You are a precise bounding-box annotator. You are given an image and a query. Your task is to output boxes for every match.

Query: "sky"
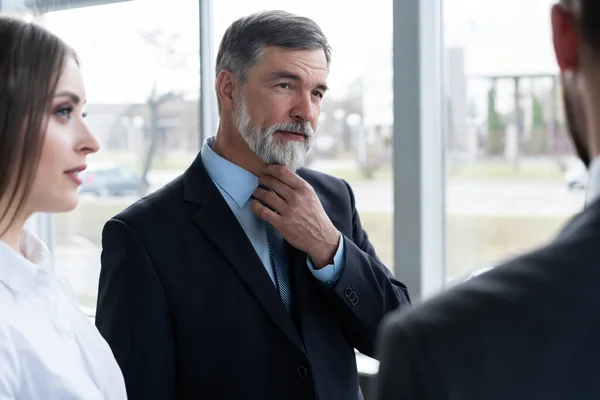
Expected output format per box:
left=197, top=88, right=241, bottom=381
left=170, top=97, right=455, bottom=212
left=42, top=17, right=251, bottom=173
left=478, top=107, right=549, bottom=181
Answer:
left=37, top=0, right=559, bottom=105
left=446, top=0, right=558, bottom=75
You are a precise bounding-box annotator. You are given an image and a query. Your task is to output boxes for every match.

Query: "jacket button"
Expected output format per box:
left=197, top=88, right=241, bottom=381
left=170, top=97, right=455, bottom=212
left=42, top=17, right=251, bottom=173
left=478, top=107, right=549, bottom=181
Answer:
left=297, top=365, right=308, bottom=378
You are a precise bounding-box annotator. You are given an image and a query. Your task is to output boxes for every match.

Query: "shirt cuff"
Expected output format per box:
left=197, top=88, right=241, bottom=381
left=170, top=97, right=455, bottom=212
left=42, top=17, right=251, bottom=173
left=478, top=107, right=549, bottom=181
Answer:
left=307, top=233, right=345, bottom=286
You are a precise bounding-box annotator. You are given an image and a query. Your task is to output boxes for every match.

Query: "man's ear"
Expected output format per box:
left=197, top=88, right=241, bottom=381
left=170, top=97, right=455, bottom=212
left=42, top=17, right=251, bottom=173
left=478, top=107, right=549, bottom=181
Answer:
left=551, top=3, right=580, bottom=71
left=216, top=70, right=237, bottom=112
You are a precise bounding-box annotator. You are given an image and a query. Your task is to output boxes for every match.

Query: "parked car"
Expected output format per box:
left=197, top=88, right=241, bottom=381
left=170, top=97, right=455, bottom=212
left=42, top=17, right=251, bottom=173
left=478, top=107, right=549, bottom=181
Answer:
left=79, top=163, right=140, bottom=197
left=564, top=160, right=588, bottom=190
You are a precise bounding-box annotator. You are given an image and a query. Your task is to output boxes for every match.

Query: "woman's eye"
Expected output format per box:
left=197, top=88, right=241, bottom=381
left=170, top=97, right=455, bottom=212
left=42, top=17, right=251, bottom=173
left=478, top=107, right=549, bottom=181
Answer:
left=56, top=106, right=73, bottom=119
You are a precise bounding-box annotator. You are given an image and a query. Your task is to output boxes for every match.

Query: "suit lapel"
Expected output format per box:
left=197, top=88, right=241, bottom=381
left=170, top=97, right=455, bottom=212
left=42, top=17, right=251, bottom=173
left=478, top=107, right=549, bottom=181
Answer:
left=183, top=154, right=306, bottom=355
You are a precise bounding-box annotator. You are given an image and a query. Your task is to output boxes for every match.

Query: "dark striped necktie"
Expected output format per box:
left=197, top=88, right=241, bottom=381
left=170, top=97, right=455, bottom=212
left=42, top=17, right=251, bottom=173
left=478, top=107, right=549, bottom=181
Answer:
left=265, top=222, right=294, bottom=315
left=254, top=185, right=295, bottom=315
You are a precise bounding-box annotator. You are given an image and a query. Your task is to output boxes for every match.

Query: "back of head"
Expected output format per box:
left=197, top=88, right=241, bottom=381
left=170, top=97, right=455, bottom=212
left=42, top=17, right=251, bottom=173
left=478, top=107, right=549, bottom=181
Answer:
left=563, top=0, right=600, bottom=53
left=0, top=15, right=73, bottom=230
left=214, top=10, right=331, bottom=109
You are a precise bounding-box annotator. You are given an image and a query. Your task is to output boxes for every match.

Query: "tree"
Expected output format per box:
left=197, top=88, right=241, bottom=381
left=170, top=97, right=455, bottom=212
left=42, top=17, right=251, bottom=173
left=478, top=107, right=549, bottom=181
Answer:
left=486, top=86, right=505, bottom=155
left=136, top=29, right=186, bottom=196
left=527, top=94, right=547, bottom=154
left=531, top=95, right=545, bottom=130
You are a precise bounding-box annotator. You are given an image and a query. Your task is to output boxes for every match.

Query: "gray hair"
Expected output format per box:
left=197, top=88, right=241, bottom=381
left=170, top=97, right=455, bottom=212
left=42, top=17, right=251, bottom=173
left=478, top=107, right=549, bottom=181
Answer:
left=215, top=10, right=332, bottom=110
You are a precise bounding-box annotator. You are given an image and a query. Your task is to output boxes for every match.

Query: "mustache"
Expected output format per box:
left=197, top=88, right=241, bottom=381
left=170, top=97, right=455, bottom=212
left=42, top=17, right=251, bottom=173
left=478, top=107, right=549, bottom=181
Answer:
left=268, top=122, right=314, bottom=137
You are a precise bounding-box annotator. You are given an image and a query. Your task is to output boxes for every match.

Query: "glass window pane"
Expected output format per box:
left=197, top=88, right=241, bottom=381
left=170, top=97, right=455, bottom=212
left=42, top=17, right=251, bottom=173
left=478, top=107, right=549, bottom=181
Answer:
left=443, top=0, right=583, bottom=283
left=36, top=0, right=200, bottom=308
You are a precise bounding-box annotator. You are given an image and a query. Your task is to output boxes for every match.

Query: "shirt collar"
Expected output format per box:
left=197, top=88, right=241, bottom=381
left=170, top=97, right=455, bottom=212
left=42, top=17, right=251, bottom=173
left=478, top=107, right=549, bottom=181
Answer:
left=200, top=136, right=259, bottom=208
left=0, top=228, right=52, bottom=293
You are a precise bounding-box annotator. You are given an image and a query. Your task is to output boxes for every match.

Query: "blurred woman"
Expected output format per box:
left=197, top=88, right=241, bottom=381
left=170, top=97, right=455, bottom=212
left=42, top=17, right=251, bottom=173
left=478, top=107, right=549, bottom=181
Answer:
left=0, top=15, right=126, bottom=399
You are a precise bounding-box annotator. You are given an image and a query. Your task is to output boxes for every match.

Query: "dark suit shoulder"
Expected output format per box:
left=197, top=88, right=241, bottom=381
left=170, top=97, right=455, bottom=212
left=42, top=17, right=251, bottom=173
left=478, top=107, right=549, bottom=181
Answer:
left=111, top=175, right=184, bottom=226
left=382, top=218, right=600, bottom=359
left=389, top=223, right=600, bottom=334
left=378, top=208, right=600, bottom=398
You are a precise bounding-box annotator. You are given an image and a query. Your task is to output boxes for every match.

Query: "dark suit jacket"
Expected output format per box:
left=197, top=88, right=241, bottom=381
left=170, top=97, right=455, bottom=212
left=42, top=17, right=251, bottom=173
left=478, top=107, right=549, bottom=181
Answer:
left=95, top=152, right=410, bottom=400
left=373, top=198, right=600, bottom=400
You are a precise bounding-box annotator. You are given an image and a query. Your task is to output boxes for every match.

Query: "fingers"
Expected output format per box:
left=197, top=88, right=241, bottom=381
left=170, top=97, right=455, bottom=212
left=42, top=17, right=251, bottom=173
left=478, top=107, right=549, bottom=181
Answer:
left=251, top=198, right=281, bottom=226
left=262, top=164, right=304, bottom=190
left=252, top=187, right=287, bottom=215
left=257, top=175, right=294, bottom=201
left=260, top=165, right=315, bottom=202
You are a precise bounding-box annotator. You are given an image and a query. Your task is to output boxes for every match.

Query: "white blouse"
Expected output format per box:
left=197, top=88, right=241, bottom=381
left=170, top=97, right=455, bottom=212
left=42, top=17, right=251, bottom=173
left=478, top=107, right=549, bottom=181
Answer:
left=0, top=229, right=127, bottom=399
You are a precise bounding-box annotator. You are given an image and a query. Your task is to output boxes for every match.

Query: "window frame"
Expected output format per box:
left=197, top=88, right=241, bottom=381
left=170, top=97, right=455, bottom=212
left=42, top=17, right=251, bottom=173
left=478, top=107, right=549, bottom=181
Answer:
left=2, top=0, right=448, bottom=302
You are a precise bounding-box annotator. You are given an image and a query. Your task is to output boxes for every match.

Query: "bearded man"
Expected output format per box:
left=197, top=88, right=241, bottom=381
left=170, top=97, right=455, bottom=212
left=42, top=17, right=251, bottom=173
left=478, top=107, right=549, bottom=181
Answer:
left=95, top=10, right=410, bottom=400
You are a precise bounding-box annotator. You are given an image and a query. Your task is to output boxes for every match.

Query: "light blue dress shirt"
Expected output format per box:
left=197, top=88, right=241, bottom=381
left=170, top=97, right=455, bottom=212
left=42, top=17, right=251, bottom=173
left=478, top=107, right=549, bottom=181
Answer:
left=201, top=136, right=345, bottom=286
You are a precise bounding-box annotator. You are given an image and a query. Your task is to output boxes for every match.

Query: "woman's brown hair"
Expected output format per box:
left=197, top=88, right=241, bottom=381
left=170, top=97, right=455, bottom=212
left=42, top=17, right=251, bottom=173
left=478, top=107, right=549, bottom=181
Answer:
left=0, top=15, right=76, bottom=235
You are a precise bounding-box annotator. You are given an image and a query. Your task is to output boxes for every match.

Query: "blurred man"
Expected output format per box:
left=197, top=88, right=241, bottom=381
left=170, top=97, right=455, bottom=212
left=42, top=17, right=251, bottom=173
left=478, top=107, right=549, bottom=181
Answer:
left=374, top=1, right=600, bottom=399
left=95, top=10, right=409, bottom=400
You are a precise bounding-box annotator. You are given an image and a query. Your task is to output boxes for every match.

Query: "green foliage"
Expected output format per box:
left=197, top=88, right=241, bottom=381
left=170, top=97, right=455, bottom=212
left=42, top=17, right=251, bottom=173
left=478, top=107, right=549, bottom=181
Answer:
left=486, top=87, right=505, bottom=155
left=531, top=95, right=545, bottom=130
left=527, top=95, right=547, bottom=153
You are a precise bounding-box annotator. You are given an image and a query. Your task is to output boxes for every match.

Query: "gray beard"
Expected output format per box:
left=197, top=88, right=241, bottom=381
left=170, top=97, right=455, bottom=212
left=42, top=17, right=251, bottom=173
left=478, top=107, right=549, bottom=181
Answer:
left=235, top=94, right=315, bottom=171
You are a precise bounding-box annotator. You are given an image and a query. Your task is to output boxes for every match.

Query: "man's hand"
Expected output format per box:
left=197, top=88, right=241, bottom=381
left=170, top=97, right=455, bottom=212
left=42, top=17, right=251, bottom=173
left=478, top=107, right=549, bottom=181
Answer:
left=251, top=164, right=340, bottom=269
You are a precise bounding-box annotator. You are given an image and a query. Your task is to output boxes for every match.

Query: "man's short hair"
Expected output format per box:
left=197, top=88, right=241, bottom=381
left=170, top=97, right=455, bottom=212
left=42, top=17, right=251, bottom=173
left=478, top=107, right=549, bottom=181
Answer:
left=215, top=10, right=331, bottom=109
